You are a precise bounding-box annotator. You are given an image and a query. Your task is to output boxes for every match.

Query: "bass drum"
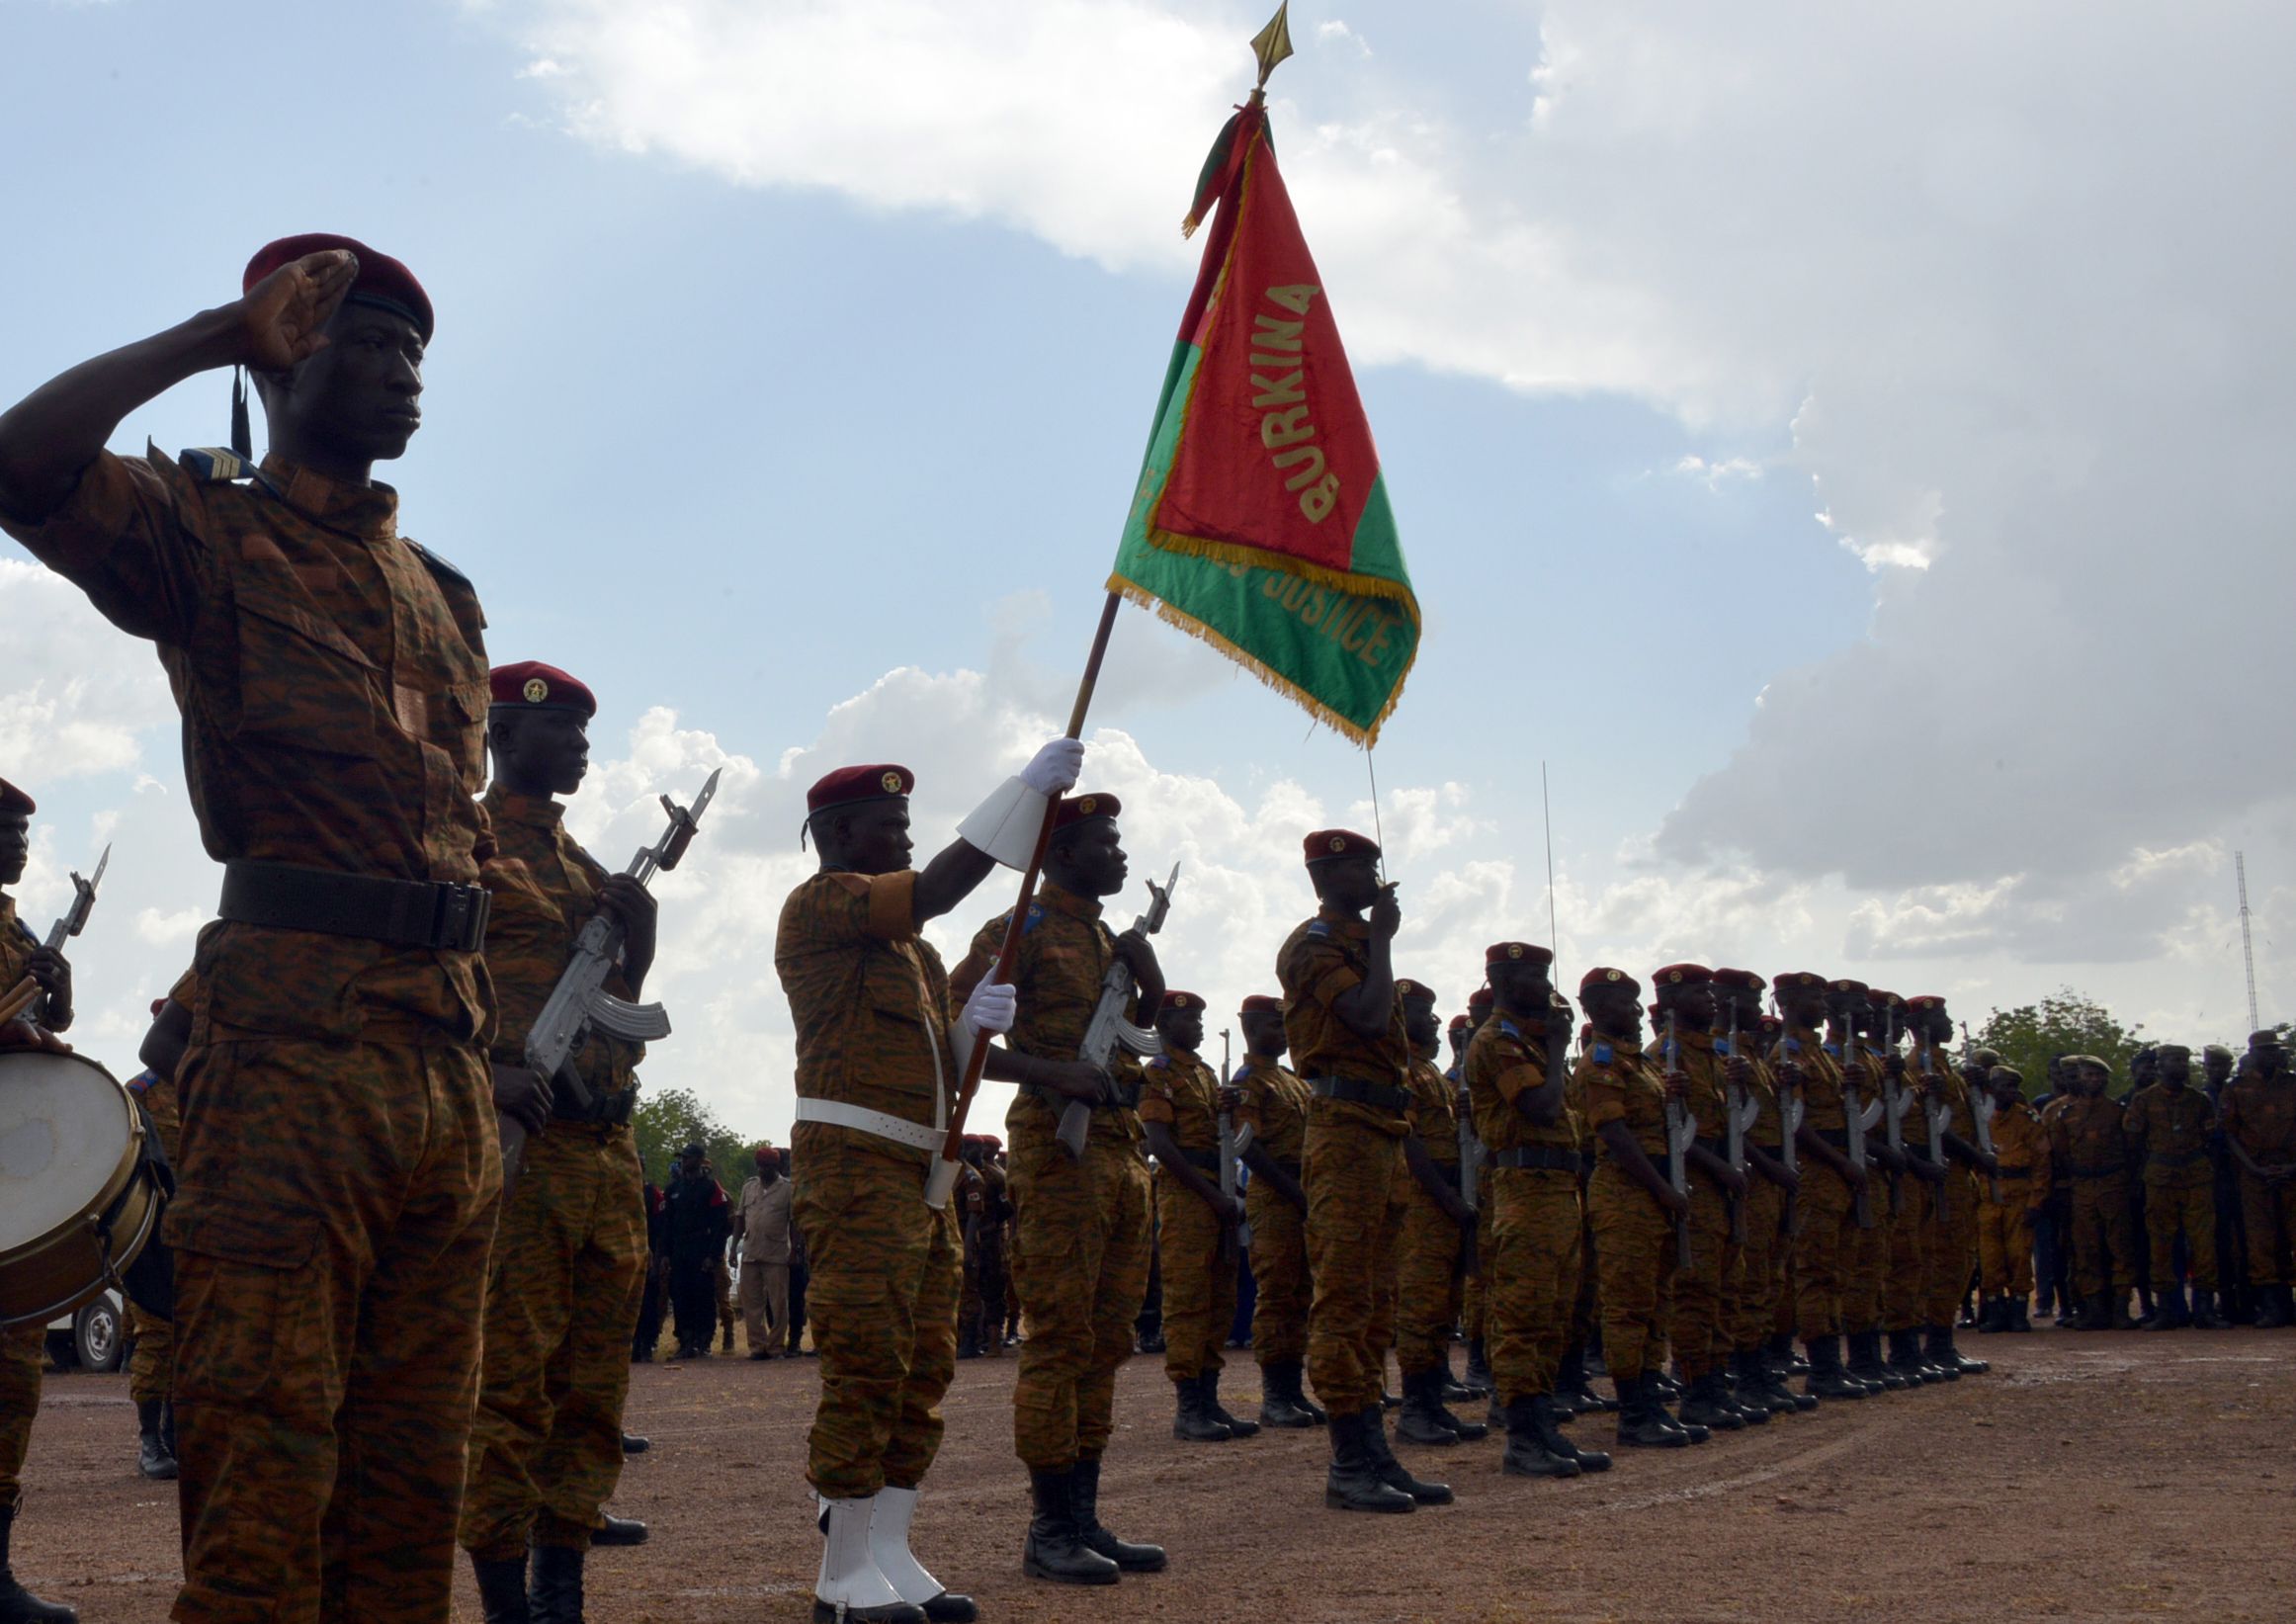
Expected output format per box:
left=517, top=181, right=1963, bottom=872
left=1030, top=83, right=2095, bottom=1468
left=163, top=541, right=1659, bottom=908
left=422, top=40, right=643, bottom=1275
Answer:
left=0, top=1048, right=162, bottom=1326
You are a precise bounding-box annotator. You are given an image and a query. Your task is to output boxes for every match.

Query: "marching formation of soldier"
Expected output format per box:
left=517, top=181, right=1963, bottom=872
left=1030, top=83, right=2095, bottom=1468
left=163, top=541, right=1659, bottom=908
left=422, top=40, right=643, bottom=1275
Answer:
left=1, top=236, right=2293, bottom=1624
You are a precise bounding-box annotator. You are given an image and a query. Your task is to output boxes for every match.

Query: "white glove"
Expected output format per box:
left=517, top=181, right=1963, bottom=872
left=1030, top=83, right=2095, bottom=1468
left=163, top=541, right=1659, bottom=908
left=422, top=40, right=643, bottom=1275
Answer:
left=962, top=978, right=1018, bottom=1037
left=1021, top=737, right=1085, bottom=797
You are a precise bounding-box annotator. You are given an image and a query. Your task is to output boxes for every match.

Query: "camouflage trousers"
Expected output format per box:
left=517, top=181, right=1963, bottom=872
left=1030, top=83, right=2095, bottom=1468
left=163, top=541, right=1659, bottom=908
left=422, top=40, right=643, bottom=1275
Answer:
left=2069, top=1175, right=2138, bottom=1299
left=128, top=1303, right=175, bottom=1404
left=958, top=1233, right=1005, bottom=1354
left=1672, top=1175, right=1740, bottom=1380
left=2239, top=1171, right=2296, bottom=1287
left=1792, top=1161, right=1858, bottom=1339
left=0, top=1323, right=41, bottom=1504
left=1882, top=1177, right=1932, bottom=1330
left=167, top=1036, right=498, bottom=1624
left=1977, top=1188, right=2038, bottom=1296
left=794, top=1149, right=960, bottom=1498
left=1245, top=1181, right=1311, bottom=1367
left=1841, top=1175, right=1890, bottom=1332
left=1729, top=1178, right=1787, bottom=1353
left=460, top=1124, right=646, bottom=1559
left=1303, top=1107, right=1403, bottom=1417
left=1393, top=1175, right=1465, bottom=1379
left=1154, top=1172, right=1234, bottom=1384
left=1372, top=1188, right=1406, bottom=1372
left=1569, top=1201, right=1599, bottom=1353
left=1923, top=1173, right=1980, bottom=1325
left=1459, top=1197, right=1494, bottom=1343
left=1486, top=1168, right=1581, bottom=1405
left=1007, top=1130, right=1149, bottom=1471
left=1588, top=1161, right=1674, bottom=1384
left=2146, top=1180, right=2216, bottom=1291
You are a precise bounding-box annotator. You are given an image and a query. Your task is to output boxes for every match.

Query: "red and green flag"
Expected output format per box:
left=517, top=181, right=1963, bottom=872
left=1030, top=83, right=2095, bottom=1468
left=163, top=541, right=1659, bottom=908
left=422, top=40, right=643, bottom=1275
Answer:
left=1108, top=78, right=1417, bottom=745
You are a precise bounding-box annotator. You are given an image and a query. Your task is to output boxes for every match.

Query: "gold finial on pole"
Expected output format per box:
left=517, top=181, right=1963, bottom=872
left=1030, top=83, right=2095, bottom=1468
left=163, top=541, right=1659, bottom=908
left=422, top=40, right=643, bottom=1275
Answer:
left=1249, top=2, right=1294, bottom=101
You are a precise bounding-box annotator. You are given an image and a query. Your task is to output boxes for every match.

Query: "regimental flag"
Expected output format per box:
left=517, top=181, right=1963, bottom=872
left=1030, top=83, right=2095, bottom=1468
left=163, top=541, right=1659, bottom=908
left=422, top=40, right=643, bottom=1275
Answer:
left=1108, top=94, right=1418, bottom=746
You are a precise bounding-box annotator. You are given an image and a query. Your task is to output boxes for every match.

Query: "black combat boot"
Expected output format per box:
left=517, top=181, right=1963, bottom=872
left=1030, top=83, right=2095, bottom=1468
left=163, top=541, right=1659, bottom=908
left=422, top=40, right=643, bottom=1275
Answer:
left=1612, top=1373, right=1687, bottom=1449
left=1676, top=1371, right=1744, bottom=1432
left=1805, top=1335, right=1864, bottom=1401
left=135, top=1399, right=177, bottom=1481
left=2145, top=1284, right=2188, bottom=1330
left=592, top=1513, right=647, bottom=1547
left=1258, top=1361, right=1320, bottom=1428
left=1170, top=1377, right=1233, bottom=1442
left=1558, top=1344, right=1616, bottom=1414
left=1023, top=1469, right=1120, bottom=1583
left=1070, top=1457, right=1164, bottom=1574
left=1886, top=1328, right=1933, bottom=1385
left=0, top=1498, right=76, bottom=1624
left=470, top=1553, right=531, bottom=1624
left=1538, top=1393, right=1610, bottom=1473
left=2010, top=1297, right=2032, bottom=1331
left=2189, top=1289, right=2226, bottom=1329
left=1463, top=1336, right=1493, bottom=1395
left=2253, top=1285, right=2292, bottom=1329
left=1323, top=1410, right=1416, bottom=1514
left=1767, top=1336, right=1817, bottom=1409
left=1734, top=1349, right=1793, bottom=1417
left=1361, top=1410, right=1455, bottom=1504
left=528, top=1542, right=584, bottom=1624
left=1930, top=1324, right=1985, bottom=1375
left=1847, top=1330, right=1898, bottom=1390
left=1200, top=1368, right=1259, bottom=1438
left=1404, top=1367, right=1487, bottom=1443
left=1498, top=1398, right=1579, bottom=1479
left=1721, top=1357, right=1772, bottom=1424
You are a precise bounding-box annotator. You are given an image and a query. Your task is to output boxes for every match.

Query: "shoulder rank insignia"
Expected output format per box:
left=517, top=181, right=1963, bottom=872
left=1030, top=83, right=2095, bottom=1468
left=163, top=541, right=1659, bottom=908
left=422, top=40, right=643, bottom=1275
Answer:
left=1146, top=1054, right=1170, bottom=1069
left=1307, top=920, right=1332, bottom=937
left=1824, top=1041, right=1842, bottom=1059
left=403, top=538, right=474, bottom=589
left=179, top=447, right=257, bottom=482
left=1591, top=1040, right=1615, bottom=1066
left=1497, top=1019, right=1523, bottom=1042
left=1784, top=1036, right=1803, bottom=1055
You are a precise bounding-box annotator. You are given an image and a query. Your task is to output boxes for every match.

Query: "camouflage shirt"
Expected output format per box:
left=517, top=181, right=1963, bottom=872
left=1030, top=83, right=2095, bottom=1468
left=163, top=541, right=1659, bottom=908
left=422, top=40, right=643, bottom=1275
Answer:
left=2051, top=1094, right=2129, bottom=1178
left=1232, top=1055, right=1311, bottom=1167
left=2124, top=1083, right=2216, bottom=1186
left=2219, top=1074, right=2296, bottom=1161
left=1577, top=1031, right=1667, bottom=1159
left=1139, top=1048, right=1221, bottom=1154
left=0, top=448, right=492, bottom=1044
left=1404, top=1056, right=1461, bottom=1167
left=1657, top=1023, right=1727, bottom=1141
left=1466, top=1013, right=1577, bottom=1154
left=0, top=896, right=56, bottom=1032
left=1776, top=1026, right=1846, bottom=1134
left=1274, top=904, right=1409, bottom=1139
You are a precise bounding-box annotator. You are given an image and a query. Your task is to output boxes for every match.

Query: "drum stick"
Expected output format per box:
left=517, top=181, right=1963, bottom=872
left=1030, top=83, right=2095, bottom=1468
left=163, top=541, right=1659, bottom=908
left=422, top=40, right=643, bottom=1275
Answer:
left=0, top=978, right=41, bottom=1026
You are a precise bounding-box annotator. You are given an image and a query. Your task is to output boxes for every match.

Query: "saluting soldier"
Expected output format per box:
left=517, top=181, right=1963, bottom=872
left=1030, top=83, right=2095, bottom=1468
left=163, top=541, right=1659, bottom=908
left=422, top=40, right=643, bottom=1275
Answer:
left=1391, top=981, right=1484, bottom=1447
left=2221, top=1033, right=2296, bottom=1327
left=1775, top=972, right=1869, bottom=1401
left=1653, top=964, right=1756, bottom=1431
left=1232, top=994, right=1320, bottom=1428
left=948, top=790, right=1165, bottom=1587
left=0, top=237, right=507, bottom=1623
left=458, top=660, right=659, bottom=1621
left=1278, top=830, right=1450, bottom=1513
left=1138, top=991, right=1254, bottom=1442
left=779, top=742, right=1079, bottom=1623
left=1712, top=971, right=1803, bottom=1416
left=2052, top=1057, right=2138, bottom=1331
left=2126, top=1045, right=2225, bottom=1329
left=0, top=778, right=78, bottom=1624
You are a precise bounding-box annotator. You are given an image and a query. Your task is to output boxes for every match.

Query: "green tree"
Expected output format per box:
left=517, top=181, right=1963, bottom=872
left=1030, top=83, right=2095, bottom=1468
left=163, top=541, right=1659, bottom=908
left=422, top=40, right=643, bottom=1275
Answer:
left=1975, top=987, right=2146, bottom=1099
left=630, top=1082, right=769, bottom=1196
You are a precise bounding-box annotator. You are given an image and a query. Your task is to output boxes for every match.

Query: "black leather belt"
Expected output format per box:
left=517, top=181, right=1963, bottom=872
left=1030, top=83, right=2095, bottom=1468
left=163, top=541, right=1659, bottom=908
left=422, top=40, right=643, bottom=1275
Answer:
left=2148, top=1150, right=2207, bottom=1167
left=1176, top=1147, right=1219, bottom=1172
left=1022, top=1080, right=1140, bottom=1112
left=553, top=1078, right=637, bottom=1128
left=1491, top=1145, right=1581, bottom=1173
left=220, top=859, right=489, bottom=953
left=2069, top=1163, right=2125, bottom=1179
left=1309, top=1075, right=1410, bottom=1115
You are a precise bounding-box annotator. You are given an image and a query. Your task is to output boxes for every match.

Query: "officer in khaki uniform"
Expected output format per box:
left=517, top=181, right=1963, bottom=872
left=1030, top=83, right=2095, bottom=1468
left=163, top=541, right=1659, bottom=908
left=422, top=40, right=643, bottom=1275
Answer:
left=1138, top=991, right=1254, bottom=1442
left=1775, top=972, right=1871, bottom=1401
left=2222, top=1033, right=2296, bottom=1326
left=2126, top=1045, right=2225, bottom=1328
left=780, top=744, right=1080, bottom=1623
left=1976, top=1067, right=2049, bottom=1330
left=0, top=777, right=79, bottom=1624
left=2051, top=1057, right=2138, bottom=1331
left=1391, top=981, right=1483, bottom=1447
left=734, top=1144, right=796, bottom=1357
left=460, top=661, right=658, bottom=1622
left=1232, top=995, right=1319, bottom=1428
left=1277, top=829, right=1450, bottom=1513
left=950, top=791, right=1164, bottom=1586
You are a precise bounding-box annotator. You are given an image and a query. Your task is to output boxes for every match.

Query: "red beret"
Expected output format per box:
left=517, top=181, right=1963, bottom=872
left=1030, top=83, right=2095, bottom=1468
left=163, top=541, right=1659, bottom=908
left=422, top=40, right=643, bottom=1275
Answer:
left=1712, top=968, right=1766, bottom=992
left=1160, top=990, right=1203, bottom=1011
left=1653, top=963, right=1712, bottom=986
left=1486, top=942, right=1553, bottom=969
left=1758, top=1014, right=1783, bottom=1035
left=1906, top=994, right=1946, bottom=1012
left=1579, top=966, right=1639, bottom=996
left=808, top=763, right=914, bottom=814
left=1239, top=994, right=1284, bottom=1016
left=244, top=232, right=434, bottom=342
left=149, top=997, right=169, bottom=1019
left=1395, top=979, right=1438, bottom=1003
left=1467, top=985, right=1494, bottom=1012
left=1304, top=828, right=1380, bottom=864
left=1447, top=1013, right=1470, bottom=1032
left=980, top=1135, right=1001, bottom=1151
left=1868, top=988, right=1902, bottom=1006
left=1774, top=971, right=1827, bottom=991
left=1828, top=978, right=1869, bottom=996
left=1052, top=792, right=1121, bottom=832
left=0, top=778, right=32, bottom=816
left=489, top=660, right=596, bottom=717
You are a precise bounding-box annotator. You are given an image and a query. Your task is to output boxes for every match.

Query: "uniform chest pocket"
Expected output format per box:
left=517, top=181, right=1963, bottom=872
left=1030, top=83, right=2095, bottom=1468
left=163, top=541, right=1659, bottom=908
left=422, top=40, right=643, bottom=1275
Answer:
left=865, top=962, right=936, bottom=1032
left=230, top=584, right=382, bottom=755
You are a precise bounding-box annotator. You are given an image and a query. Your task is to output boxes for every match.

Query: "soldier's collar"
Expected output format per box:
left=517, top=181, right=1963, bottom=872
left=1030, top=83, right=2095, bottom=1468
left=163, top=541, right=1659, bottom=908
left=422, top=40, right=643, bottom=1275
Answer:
left=1671, top=1025, right=1715, bottom=1051
left=483, top=786, right=565, bottom=829
left=1315, top=902, right=1368, bottom=937
left=1036, top=880, right=1104, bottom=922
left=257, top=453, right=400, bottom=540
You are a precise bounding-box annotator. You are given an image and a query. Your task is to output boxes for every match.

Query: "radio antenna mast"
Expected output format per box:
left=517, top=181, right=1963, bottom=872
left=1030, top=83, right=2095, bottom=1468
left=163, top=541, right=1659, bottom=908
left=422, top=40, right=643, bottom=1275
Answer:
left=2238, top=851, right=2259, bottom=1033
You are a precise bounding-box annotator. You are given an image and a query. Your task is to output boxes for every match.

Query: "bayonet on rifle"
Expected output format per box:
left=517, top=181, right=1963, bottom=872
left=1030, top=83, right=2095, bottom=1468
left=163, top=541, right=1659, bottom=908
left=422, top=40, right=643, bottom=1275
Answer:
left=1663, top=1010, right=1696, bottom=1269
left=1061, top=863, right=1179, bottom=1158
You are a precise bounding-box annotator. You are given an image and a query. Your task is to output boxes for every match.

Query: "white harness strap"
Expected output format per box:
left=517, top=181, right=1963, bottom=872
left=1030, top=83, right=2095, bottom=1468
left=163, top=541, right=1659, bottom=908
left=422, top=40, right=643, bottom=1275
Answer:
left=794, top=1098, right=944, bottom=1153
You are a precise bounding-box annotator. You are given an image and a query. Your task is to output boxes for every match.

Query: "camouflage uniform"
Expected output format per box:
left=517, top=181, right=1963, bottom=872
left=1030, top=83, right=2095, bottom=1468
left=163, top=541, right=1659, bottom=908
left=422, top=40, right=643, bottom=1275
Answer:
left=126, top=1060, right=184, bottom=1404
left=459, top=786, right=648, bottom=1560
left=1578, top=1034, right=1673, bottom=1384
left=1869, top=1045, right=1931, bottom=1338
left=1139, top=1048, right=1234, bottom=1385
left=1276, top=905, right=1411, bottom=1418
left=1233, top=1054, right=1313, bottom=1371
left=1726, top=1036, right=1786, bottom=1362
left=2052, top=1093, right=2136, bottom=1304
left=2126, top=1082, right=2218, bottom=1292
left=2219, top=1073, right=2296, bottom=1287
left=1782, top=1028, right=1856, bottom=1339
left=1918, top=1063, right=1982, bottom=1332
left=952, top=882, right=1149, bottom=1473
left=1468, top=1014, right=1581, bottom=1406
left=1394, top=1057, right=1466, bottom=1382
left=6, top=446, right=500, bottom=1624
left=778, top=867, right=962, bottom=1498
left=1658, top=1024, right=1739, bottom=1383
left=1838, top=1044, right=1891, bottom=1336
left=0, top=897, right=58, bottom=1508
left=1979, top=1098, right=2049, bottom=1298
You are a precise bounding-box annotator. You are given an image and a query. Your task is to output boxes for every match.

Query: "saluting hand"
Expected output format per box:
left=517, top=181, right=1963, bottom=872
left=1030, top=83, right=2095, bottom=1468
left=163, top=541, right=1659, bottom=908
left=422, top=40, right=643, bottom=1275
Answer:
left=235, top=250, right=359, bottom=372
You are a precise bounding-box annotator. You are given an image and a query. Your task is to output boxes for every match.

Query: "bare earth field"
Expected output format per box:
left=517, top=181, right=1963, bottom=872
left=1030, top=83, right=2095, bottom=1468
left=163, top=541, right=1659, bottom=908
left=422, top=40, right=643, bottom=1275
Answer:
left=14, top=1327, right=2295, bottom=1623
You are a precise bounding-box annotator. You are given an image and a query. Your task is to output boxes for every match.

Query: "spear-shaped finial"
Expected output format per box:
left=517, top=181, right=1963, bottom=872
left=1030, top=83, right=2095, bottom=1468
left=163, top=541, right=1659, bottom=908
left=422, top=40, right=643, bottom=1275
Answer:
left=1249, top=2, right=1294, bottom=100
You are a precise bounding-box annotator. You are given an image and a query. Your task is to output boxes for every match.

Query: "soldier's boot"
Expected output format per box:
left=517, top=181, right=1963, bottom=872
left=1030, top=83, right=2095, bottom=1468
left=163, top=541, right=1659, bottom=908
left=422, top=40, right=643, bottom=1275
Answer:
left=2146, top=1284, right=2188, bottom=1330
left=870, top=1487, right=978, bottom=1621
left=1932, top=1324, right=1987, bottom=1376
left=1021, top=1471, right=1120, bottom=1586
left=2011, top=1297, right=2033, bottom=1331
left=528, top=1543, right=584, bottom=1624
left=1676, top=1371, right=1744, bottom=1432
left=1558, top=1344, right=1617, bottom=1414
left=1885, top=1328, right=1933, bottom=1385
left=1848, top=1330, right=1900, bottom=1391
left=2085, top=1291, right=2123, bottom=1331
left=1408, top=1367, right=1488, bottom=1443
left=1538, top=1393, right=1611, bottom=1473
left=0, top=1498, right=76, bottom=1624
left=1722, top=1358, right=1772, bottom=1424
left=2189, top=1289, right=2227, bottom=1330
left=591, top=1512, right=646, bottom=1546
left=1200, top=1368, right=1259, bottom=1438
left=1361, top=1409, right=1456, bottom=1504
left=1660, top=1394, right=1711, bottom=1445
left=1735, top=1349, right=1794, bottom=1417
left=2253, top=1285, right=2291, bottom=1329
left=1463, top=1336, right=1493, bottom=1395
left=1497, top=1398, right=1580, bottom=1480
left=1170, top=1377, right=1233, bottom=1443
left=134, top=1399, right=178, bottom=1481
left=1647, top=1368, right=1683, bottom=1403
left=1324, top=1409, right=1416, bottom=1513
left=1613, top=1374, right=1689, bottom=1449
left=956, top=1331, right=980, bottom=1360
left=1257, top=1361, right=1321, bottom=1429
left=469, top=1553, right=531, bottom=1624
left=1070, top=1457, right=1165, bottom=1574
left=1803, top=1336, right=1862, bottom=1402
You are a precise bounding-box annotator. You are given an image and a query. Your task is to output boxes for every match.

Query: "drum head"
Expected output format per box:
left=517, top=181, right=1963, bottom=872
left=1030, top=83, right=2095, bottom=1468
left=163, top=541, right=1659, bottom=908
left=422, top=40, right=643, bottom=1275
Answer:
left=0, top=1050, right=134, bottom=1251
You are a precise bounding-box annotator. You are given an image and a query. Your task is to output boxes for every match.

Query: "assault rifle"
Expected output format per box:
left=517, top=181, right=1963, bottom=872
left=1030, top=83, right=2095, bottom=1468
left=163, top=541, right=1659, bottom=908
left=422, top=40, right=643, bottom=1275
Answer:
left=1777, top=1021, right=1806, bottom=1238
left=1723, top=1007, right=1759, bottom=1244
left=0, top=844, right=107, bottom=1029
left=1879, top=1020, right=1910, bottom=1218
left=1840, top=1021, right=1881, bottom=1231
left=1061, top=863, right=1179, bottom=1158
left=1662, top=1009, right=1696, bottom=1268
left=1965, top=1021, right=2003, bottom=1202
left=1218, top=1027, right=1253, bottom=1252
left=1921, top=1035, right=1951, bottom=1223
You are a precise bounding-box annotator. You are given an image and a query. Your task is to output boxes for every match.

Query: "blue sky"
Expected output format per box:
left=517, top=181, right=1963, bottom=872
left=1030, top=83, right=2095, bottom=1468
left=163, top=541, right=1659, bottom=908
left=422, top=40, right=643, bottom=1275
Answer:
left=5, top=1, right=2288, bottom=1134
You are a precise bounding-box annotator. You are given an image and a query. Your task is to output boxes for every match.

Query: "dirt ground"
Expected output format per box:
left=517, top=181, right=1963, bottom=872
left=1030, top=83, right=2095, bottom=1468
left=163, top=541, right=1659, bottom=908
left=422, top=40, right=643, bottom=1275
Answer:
left=13, top=1326, right=2295, bottom=1623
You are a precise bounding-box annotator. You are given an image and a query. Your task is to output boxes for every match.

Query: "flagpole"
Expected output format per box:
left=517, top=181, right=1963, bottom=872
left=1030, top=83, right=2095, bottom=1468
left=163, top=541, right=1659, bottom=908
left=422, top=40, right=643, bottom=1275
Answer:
left=935, top=590, right=1123, bottom=1172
